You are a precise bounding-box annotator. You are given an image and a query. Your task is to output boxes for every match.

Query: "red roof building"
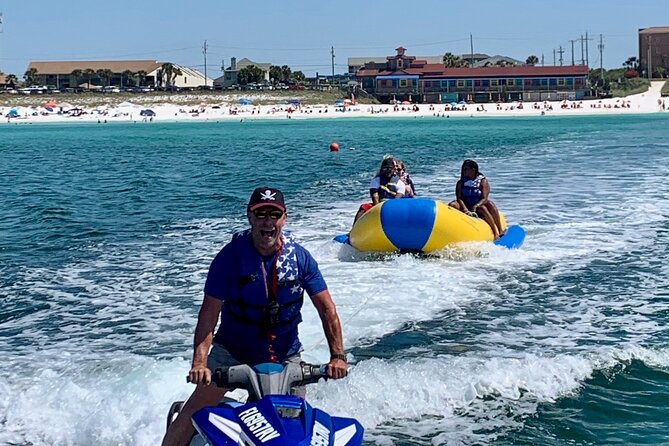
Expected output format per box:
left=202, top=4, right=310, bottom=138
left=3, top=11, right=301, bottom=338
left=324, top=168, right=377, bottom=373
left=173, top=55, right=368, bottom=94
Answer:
left=356, top=48, right=590, bottom=103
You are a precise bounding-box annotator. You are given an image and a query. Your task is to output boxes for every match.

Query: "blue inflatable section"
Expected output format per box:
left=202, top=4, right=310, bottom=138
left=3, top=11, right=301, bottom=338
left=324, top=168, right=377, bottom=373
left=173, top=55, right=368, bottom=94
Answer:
left=494, top=224, right=526, bottom=249
left=380, top=198, right=436, bottom=251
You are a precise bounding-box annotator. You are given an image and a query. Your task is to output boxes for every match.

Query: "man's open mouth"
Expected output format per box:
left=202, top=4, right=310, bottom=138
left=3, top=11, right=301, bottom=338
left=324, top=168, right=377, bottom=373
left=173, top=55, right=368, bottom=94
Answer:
left=260, top=229, right=276, bottom=238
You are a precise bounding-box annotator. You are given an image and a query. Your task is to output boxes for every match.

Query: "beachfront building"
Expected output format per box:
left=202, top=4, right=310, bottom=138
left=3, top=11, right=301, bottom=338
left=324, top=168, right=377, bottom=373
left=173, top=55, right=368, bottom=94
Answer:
left=355, top=47, right=589, bottom=103
left=213, top=57, right=272, bottom=89
left=25, top=60, right=211, bottom=90
left=639, top=27, right=669, bottom=78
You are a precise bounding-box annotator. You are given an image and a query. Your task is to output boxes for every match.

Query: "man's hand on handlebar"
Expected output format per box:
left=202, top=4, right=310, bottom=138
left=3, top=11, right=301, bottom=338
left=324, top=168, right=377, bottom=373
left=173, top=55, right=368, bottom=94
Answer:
left=188, top=362, right=212, bottom=385
left=327, top=358, right=348, bottom=379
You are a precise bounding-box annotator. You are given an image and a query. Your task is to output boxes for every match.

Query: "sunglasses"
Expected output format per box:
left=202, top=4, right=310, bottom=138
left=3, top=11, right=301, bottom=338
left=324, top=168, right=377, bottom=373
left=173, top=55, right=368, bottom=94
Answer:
left=253, top=209, right=284, bottom=220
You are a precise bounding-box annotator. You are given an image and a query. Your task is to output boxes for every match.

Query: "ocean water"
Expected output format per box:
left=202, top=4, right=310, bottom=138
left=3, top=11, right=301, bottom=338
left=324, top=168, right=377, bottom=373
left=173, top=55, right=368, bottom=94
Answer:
left=1, top=114, right=668, bottom=445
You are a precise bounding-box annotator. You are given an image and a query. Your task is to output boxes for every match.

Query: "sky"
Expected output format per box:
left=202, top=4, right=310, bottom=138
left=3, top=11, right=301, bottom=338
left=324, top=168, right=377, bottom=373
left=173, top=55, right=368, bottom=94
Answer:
left=0, top=0, right=667, bottom=78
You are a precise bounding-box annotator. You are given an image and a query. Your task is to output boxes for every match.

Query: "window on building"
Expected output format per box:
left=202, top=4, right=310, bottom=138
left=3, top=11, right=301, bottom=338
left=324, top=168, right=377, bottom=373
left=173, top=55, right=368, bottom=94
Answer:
left=398, top=59, right=403, bottom=68
left=441, top=80, right=449, bottom=87
left=508, top=79, right=516, bottom=86
left=491, top=79, right=499, bottom=87
left=400, top=79, right=408, bottom=87
left=457, top=79, right=465, bottom=88
left=557, top=78, right=565, bottom=86
left=474, top=80, right=482, bottom=87
left=466, top=80, right=472, bottom=88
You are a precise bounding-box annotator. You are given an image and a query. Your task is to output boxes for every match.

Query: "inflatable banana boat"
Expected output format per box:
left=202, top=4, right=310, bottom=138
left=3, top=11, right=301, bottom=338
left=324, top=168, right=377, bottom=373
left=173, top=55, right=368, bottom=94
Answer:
left=334, top=198, right=525, bottom=252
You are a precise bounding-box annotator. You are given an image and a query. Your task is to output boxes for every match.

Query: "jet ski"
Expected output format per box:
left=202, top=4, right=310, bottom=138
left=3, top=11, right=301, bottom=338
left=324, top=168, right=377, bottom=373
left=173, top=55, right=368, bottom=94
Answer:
left=167, top=362, right=363, bottom=446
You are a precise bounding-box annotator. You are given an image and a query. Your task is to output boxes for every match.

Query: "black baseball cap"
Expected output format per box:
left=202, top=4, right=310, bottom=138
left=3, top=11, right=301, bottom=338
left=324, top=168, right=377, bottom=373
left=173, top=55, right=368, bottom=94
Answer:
left=247, top=187, right=286, bottom=211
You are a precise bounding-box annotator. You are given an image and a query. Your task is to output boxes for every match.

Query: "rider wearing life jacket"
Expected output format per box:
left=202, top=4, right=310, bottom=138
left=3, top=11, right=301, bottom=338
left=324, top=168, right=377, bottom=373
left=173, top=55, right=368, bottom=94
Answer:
left=448, top=159, right=504, bottom=239
left=163, top=187, right=348, bottom=446
left=353, top=156, right=406, bottom=223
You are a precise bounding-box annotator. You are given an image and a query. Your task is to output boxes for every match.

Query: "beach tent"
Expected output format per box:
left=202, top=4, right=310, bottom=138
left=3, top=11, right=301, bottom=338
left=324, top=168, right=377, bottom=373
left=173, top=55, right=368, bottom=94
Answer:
left=6, top=108, right=18, bottom=117
left=117, top=101, right=136, bottom=108
left=239, top=98, right=252, bottom=105
left=140, top=109, right=156, bottom=117
left=289, top=98, right=301, bottom=105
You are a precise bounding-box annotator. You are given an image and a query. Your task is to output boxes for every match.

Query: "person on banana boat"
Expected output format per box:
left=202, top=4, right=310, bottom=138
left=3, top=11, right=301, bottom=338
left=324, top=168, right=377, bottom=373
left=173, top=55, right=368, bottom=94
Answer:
left=353, top=156, right=406, bottom=223
left=448, top=159, right=504, bottom=239
left=395, top=159, right=416, bottom=198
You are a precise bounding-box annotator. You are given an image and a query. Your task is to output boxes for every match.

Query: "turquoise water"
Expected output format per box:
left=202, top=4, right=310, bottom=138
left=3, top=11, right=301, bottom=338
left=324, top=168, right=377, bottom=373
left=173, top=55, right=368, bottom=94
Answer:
left=1, top=115, right=669, bottom=445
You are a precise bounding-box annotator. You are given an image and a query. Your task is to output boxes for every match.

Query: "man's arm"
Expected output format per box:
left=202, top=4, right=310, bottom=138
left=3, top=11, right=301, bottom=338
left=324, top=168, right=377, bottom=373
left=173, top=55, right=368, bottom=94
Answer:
left=310, top=289, right=347, bottom=379
left=189, top=294, right=222, bottom=385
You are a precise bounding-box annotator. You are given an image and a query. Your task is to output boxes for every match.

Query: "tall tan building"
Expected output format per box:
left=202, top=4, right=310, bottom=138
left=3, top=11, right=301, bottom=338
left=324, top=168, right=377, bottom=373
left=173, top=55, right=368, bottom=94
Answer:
left=639, top=27, right=669, bottom=78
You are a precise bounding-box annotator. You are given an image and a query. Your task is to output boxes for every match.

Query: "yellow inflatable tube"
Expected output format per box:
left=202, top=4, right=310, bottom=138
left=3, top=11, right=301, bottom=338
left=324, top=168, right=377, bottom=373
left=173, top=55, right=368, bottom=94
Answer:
left=348, top=198, right=508, bottom=253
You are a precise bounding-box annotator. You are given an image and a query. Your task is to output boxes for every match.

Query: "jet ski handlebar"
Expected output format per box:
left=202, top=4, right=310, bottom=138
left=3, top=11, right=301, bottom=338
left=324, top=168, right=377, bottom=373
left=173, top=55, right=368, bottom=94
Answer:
left=212, top=363, right=327, bottom=398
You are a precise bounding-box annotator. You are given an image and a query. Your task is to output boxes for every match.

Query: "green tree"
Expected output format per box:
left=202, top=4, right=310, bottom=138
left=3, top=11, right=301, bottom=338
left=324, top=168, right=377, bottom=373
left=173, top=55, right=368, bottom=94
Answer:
left=237, top=65, right=264, bottom=85
left=526, top=55, right=539, bottom=66
left=623, top=57, right=638, bottom=70
left=23, top=68, right=40, bottom=86
left=136, top=70, right=147, bottom=87
left=290, top=70, right=306, bottom=84
left=159, top=63, right=182, bottom=87
left=280, top=65, right=292, bottom=83
left=269, top=65, right=282, bottom=84
left=6, top=74, right=18, bottom=88
left=70, top=69, right=83, bottom=88
left=83, top=68, right=96, bottom=89
left=122, top=70, right=134, bottom=87
left=443, top=52, right=468, bottom=68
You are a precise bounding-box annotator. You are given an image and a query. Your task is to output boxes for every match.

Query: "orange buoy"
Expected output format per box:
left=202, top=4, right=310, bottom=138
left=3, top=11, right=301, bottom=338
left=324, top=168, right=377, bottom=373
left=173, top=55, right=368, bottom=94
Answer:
left=329, top=142, right=340, bottom=152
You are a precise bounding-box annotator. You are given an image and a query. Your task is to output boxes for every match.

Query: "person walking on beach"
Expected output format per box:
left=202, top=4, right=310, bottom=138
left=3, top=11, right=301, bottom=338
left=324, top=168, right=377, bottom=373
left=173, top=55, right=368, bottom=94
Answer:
left=448, top=160, right=503, bottom=239
left=162, top=187, right=348, bottom=446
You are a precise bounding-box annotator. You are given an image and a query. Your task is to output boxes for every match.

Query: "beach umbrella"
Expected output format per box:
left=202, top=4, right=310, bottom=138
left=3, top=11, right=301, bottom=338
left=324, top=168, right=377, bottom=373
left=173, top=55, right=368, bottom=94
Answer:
left=289, top=98, right=301, bottom=105
left=401, top=100, right=411, bottom=105
left=140, top=109, right=156, bottom=117
left=239, top=98, right=252, bottom=105
left=117, top=101, right=136, bottom=108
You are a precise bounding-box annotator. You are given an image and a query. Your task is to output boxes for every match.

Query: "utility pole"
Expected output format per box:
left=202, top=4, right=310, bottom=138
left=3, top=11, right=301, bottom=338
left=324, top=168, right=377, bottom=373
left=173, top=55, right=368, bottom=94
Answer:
left=569, top=39, right=577, bottom=65
left=470, top=34, right=474, bottom=66
left=202, top=40, right=208, bottom=87
left=585, top=32, right=590, bottom=67
left=331, top=46, right=335, bottom=88
left=580, top=35, right=585, bottom=65
left=598, top=34, right=604, bottom=80
left=0, top=12, right=4, bottom=74
left=553, top=48, right=556, bottom=66
left=541, top=53, right=545, bottom=67
left=558, top=46, right=564, bottom=66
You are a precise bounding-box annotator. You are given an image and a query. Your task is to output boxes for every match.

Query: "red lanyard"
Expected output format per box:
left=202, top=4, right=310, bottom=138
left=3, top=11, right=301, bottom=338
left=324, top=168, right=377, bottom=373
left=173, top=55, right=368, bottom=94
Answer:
left=260, top=241, right=283, bottom=362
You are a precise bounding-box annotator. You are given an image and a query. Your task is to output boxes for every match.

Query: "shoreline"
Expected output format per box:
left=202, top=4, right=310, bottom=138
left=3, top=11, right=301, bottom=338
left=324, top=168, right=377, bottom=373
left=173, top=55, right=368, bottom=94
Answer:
left=2, top=82, right=667, bottom=126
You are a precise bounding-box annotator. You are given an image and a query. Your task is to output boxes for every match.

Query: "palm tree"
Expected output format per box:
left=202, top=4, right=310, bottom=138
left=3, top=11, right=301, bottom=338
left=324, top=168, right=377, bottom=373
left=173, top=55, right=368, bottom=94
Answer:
left=102, top=69, right=113, bottom=86
left=70, top=69, right=83, bottom=89
left=122, top=70, right=134, bottom=88
left=170, top=66, right=182, bottom=87
left=23, top=68, right=40, bottom=86
left=136, top=70, right=147, bottom=87
left=83, top=68, right=96, bottom=89
left=443, top=52, right=468, bottom=68
left=623, top=57, right=638, bottom=70
left=160, top=63, right=174, bottom=87
left=6, top=74, right=19, bottom=89
left=526, top=55, right=539, bottom=66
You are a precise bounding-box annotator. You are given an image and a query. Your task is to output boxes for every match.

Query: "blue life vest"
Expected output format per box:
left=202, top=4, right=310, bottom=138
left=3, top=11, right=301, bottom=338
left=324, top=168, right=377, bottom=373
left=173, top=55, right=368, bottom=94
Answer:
left=215, top=230, right=304, bottom=365
left=461, top=174, right=485, bottom=209
left=377, top=175, right=401, bottom=201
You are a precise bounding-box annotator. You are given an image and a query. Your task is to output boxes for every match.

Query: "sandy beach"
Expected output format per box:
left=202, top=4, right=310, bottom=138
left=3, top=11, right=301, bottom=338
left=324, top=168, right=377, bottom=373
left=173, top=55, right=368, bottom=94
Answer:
left=1, top=81, right=667, bottom=125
